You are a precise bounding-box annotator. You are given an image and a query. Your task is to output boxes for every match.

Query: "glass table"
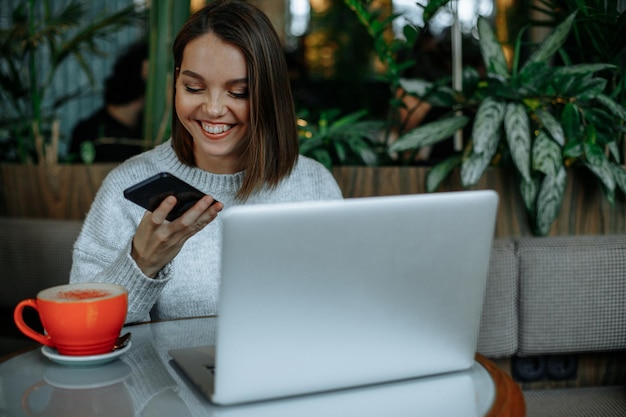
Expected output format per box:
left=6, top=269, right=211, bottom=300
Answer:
left=0, top=316, right=524, bottom=416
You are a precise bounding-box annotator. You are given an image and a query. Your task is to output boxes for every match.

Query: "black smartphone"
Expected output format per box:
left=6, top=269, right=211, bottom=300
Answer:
left=123, top=172, right=215, bottom=221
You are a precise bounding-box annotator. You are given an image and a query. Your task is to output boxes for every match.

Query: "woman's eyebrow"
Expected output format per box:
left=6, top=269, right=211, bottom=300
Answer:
left=181, top=69, right=204, bottom=80
left=180, top=70, right=247, bottom=86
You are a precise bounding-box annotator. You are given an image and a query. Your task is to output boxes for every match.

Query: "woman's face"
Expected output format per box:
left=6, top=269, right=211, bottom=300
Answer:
left=175, top=32, right=250, bottom=174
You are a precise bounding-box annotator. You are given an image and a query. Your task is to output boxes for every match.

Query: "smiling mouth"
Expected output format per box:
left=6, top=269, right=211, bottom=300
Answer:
left=201, top=122, right=233, bottom=134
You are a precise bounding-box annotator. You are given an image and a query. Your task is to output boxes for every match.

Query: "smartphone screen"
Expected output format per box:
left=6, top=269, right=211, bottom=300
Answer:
left=123, top=172, right=212, bottom=221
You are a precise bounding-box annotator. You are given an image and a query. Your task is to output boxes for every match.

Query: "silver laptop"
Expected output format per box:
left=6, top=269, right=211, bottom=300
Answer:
left=169, top=190, right=498, bottom=406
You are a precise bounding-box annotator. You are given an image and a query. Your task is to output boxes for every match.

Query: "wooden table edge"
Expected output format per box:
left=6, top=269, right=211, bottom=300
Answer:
left=476, top=353, right=526, bottom=417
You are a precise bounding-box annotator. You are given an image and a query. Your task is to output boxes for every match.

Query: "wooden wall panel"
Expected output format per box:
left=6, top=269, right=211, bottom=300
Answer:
left=0, top=164, right=117, bottom=220
left=333, top=166, right=626, bottom=238
left=2, top=165, right=625, bottom=238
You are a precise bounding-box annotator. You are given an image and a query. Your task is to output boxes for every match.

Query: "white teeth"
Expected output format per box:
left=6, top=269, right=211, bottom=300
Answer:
left=202, top=123, right=232, bottom=134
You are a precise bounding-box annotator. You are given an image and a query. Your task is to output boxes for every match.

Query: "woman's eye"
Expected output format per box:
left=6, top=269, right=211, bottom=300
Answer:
left=229, top=90, right=249, bottom=99
left=184, top=85, right=203, bottom=93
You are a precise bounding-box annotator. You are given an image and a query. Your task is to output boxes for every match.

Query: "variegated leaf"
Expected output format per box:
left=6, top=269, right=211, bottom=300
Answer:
left=399, top=78, right=432, bottom=97
left=461, top=131, right=500, bottom=187
left=608, top=142, right=621, bottom=164
left=534, top=109, right=565, bottom=146
left=389, top=115, right=469, bottom=152
left=596, top=94, right=626, bottom=120
left=535, top=166, right=567, bottom=236
left=585, top=160, right=615, bottom=193
left=472, top=97, right=505, bottom=153
left=461, top=152, right=491, bottom=187
left=426, top=155, right=462, bottom=192
left=519, top=176, right=539, bottom=214
left=555, top=63, right=617, bottom=77
left=610, top=164, right=626, bottom=195
left=504, top=103, right=531, bottom=182
left=521, top=12, right=576, bottom=72
left=532, top=131, right=562, bottom=176
left=584, top=140, right=605, bottom=166
left=477, top=16, right=509, bottom=79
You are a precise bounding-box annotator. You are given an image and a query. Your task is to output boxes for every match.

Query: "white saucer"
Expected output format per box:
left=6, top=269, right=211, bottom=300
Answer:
left=41, top=341, right=132, bottom=366
left=44, top=360, right=132, bottom=389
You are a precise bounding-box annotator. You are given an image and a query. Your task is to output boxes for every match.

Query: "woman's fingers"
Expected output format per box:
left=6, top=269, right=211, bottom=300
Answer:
left=130, top=195, right=224, bottom=277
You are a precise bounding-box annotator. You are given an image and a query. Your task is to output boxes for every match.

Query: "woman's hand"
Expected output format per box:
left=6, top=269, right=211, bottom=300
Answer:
left=131, top=195, right=223, bottom=277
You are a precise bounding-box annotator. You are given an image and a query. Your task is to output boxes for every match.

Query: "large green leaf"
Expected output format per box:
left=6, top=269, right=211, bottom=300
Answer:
left=477, top=16, right=509, bottom=79
left=585, top=159, right=616, bottom=195
left=389, top=115, right=469, bottom=152
left=535, top=166, right=567, bottom=236
left=519, top=176, right=539, bottom=214
left=534, top=109, right=565, bottom=146
left=595, top=94, right=626, bottom=120
left=299, top=137, right=324, bottom=154
left=329, top=109, right=369, bottom=128
left=504, top=102, right=531, bottom=182
left=608, top=142, right=621, bottom=164
left=584, top=107, right=621, bottom=139
left=610, top=164, right=626, bottom=195
left=348, top=137, right=378, bottom=166
left=584, top=139, right=605, bottom=166
left=461, top=131, right=500, bottom=187
left=521, top=12, right=577, bottom=72
left=399, top=78, right=456, bottom=107
left=399, top=78, right=432, bottom=97
left=518, top=62, right=555, bottom=94
left=426, top=155, right=462, bottom=192
left=532, top=131, right=562, bottom=176
left=333, top=141, right=347, bottom=162
left=572, top=77, right=607, bottom=101
left=472, top=97, right=506, bottom=153
left=561, top=103, right=581, bottom=142
left=554, top=63, right=617, bottom=77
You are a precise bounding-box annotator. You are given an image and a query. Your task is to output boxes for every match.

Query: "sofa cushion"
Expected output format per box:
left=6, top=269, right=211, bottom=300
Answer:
left=517, top=234, right=626, bottom=355
left=477, top=238, right=519, bottom=358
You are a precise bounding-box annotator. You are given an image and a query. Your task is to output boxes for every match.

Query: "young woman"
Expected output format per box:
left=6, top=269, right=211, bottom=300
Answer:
left=70, top=0, right=343, bottom=324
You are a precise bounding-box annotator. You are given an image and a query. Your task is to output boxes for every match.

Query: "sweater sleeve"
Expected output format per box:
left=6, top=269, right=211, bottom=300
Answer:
left=69, top=166, right=174, bottom=324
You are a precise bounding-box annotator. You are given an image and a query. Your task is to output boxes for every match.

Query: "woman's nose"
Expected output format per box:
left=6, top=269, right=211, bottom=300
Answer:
left=204, top=94, right=226, bottom=117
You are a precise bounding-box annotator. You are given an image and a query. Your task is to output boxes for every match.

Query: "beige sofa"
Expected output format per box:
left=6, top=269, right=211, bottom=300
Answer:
left=478, top=235, right=626, bottom=416
left=1, top=217, right=625, bottom=415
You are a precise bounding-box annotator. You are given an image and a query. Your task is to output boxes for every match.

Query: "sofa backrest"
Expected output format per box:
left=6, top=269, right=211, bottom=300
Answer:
left=516, top=234, right=626, bottom=356
left=0, top=217, right=82, bottom=309
left=477, top=234, right=626, bottom=358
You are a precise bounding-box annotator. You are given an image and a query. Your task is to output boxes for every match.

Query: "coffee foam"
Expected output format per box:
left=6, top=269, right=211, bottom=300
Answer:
left=40, top=283, right=126, bottom=302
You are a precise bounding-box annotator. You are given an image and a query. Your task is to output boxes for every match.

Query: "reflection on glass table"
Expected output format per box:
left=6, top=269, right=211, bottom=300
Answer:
left=0, top=316, right=524, bottom=417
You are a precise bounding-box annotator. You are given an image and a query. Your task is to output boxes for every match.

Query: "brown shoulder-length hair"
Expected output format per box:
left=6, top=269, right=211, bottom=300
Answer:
left=171, top=0, right=298, bottom=200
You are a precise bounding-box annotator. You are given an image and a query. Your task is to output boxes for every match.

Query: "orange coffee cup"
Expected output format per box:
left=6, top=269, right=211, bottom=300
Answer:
left=14, top=283, right=128, bottom=356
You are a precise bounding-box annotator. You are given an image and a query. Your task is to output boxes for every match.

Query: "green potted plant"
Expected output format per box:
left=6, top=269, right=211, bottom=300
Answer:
left=298, top=108, right=385, bottom=169
left=0, top=0, right=145, bottom=164
left=342, top=1, right=626, bottom=236
left=392, top=12, right=626, bottom=235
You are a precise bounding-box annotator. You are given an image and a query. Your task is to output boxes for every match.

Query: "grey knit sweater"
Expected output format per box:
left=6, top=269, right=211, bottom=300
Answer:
left=69, top=140, right=343, bottom=323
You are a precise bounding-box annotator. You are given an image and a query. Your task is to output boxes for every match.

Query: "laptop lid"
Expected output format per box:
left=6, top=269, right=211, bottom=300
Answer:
left=173, top=190, right=498, bottom=405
